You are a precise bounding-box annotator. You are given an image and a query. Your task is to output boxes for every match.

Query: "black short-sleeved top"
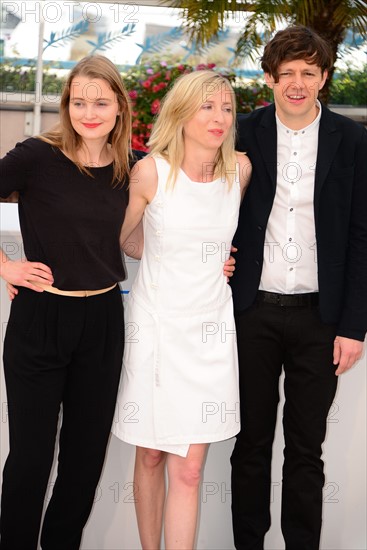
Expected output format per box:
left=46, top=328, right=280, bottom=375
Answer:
left=0, top=137, right=134, bottom=290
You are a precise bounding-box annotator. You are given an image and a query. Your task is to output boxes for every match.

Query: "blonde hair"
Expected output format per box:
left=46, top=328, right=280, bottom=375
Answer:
left=40, top=55, right=132, bottom=187
left=147, top=70, right=237, bottom=188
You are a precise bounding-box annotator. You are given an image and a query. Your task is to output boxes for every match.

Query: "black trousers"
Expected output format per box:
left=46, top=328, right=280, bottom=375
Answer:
left=0, top=286, right=124, bottom=550
left=231, top=298, right=338, bottom=550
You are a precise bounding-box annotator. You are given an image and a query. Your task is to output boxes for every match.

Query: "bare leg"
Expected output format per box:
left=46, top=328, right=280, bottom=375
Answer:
left=134, top=446, right=167, bottom=550
left=164, top=444, right=209, bottom=550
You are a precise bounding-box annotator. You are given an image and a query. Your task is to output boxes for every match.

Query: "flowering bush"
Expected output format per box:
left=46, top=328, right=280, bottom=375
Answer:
left=124, top=61, right=191, bottom=151
left=0, top=59, right=271, bottom=153
left=123, top=60, right=272, bottom=151
left=234, top=83, right=272, bottom=114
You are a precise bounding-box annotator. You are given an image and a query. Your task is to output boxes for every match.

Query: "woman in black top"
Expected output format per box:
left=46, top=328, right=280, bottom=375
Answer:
left=0, top=55, right=140, bottom=550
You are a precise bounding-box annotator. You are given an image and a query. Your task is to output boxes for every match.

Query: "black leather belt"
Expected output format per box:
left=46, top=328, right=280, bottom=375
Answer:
left=257, top=291, right=319, bottom=307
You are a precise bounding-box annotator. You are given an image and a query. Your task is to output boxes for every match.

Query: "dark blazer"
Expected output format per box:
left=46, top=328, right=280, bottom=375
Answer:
left=231, top=104, right=367, bottom=341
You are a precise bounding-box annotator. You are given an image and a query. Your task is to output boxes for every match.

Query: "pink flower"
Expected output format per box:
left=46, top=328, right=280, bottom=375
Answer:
left=177, top=64, right=185, bottom=71
left=142, top=80, right=151, bottom=89
left=128, top=90, right=138, bottom=99
left=165, top=70, right=171, bottom=80
left=151, top=98, right=161, bottom=115
left=160, top=61, right=167, bottom=67
left=152, top=84, right=160, bottom=93
left=207, top=63, right=216, bottom=69
left=131, top=134, right=148, bottom=152
left=146, top=68, right=154, bottom=74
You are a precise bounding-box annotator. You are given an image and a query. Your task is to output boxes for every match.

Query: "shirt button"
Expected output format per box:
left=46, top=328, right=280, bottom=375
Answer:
left=255, top=260, right=260, bottom=266
left=289, top=267, right=294, bottom=271
left=257, top=225, right=263, bottom=230
left=289, top=237, right=292, bottom=241
left=156, top=230, right=162, bottom=236
left=293, top=152, right=297, bottom=156
left=151, top=283, right=158, bottom=289
left=154, top=255, right=160, bottom=261
left=290, top=207, right=294, bottom=211
left=294, top=132, right=298, bottom=135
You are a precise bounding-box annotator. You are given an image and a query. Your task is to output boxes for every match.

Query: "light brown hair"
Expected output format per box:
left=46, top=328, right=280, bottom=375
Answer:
left=40, top=55, right=132, bottom=187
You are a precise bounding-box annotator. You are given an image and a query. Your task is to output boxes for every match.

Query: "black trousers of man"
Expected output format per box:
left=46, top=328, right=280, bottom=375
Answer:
left=231, top=295, right=338, bottom=550
left=0, top=286, right=124, bottom=550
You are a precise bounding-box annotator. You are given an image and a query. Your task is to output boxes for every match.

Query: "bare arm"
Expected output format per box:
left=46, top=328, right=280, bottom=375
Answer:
left=119, top=157, right=158, bottom=251
left=236, top=152, right=252, bottom=200
left=223, top=154, right=252, bottom=280
left=122, top=220, right=144, bottom=260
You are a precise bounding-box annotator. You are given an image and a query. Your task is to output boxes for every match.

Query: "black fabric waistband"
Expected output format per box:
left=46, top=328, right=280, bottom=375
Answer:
left=257, top=291, right=319, bottom=307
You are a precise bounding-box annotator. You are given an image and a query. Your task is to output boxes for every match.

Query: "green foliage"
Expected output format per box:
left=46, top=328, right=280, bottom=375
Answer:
left=329, top=64, right=367, bottom=105
left=124, top=60, right=193, bottom=150
left=166, top=0, right=367, bottom=102
left=0, top=63, right=65, bottom=94
left=123, top=60, right=272, bottom=150
left=1, top=60, right=364, bottom=153
left=234, top=80, right=273, bottom=113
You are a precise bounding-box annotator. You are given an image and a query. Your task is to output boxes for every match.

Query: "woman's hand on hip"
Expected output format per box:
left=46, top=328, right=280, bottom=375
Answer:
left=0, top=259, right=54, bottom=292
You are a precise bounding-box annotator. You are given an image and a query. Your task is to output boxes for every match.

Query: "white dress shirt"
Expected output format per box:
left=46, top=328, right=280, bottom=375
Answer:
left=259, top=101, right=322, bottom=294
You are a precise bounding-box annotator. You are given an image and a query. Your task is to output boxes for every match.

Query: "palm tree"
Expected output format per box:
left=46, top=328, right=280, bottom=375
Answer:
left=164, top=0, right=367, bottom=103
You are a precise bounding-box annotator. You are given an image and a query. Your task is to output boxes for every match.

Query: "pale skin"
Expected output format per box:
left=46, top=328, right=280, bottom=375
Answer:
left=264, top=58, right=364, bottom=373
left=1, top=76, right=119, bottom=293
left=1, top=74, right=235, bottom=299
left=123, top=89, right=251, bottom=550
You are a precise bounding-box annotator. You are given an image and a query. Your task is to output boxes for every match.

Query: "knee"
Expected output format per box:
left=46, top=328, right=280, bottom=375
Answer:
left=138, top=447, right=166, bottom=470
left=175, top=460, right=203, bottom=489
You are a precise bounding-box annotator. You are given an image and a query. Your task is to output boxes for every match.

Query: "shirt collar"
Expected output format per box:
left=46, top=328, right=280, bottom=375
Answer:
left=276, top=100, right=322, bottom=135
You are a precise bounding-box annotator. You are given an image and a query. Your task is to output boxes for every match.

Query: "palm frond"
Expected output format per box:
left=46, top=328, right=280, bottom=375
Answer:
left=161, top=0, right=252, bottom=45
left=135, top=27, right=183, bottom=63
left=181, top=28, right=231, bottom=61
left=43, top=20, right=89, bottom=52
left=87, top=24, right=136, bottom=54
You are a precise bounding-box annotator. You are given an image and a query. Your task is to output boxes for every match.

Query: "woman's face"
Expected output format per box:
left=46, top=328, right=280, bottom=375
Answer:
left=68, top=76, right=120, bottom=143
left=183, top=84, right=234, bottom=151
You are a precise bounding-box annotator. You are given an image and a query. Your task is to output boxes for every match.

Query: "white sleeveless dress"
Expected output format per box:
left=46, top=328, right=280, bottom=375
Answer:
left=112, top=156, right=241, bottom=456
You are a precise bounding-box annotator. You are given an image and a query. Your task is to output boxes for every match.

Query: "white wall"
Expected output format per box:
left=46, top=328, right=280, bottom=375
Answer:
left=0, top=203, right=366, bottom=549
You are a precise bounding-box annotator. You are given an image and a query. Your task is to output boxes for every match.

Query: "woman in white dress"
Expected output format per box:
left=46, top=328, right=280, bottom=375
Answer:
left=113, top=70, right=251, bottom=549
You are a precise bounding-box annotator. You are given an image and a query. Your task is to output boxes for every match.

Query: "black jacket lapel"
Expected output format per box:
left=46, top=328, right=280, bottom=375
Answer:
left=314, top=105, right=342, bottom=224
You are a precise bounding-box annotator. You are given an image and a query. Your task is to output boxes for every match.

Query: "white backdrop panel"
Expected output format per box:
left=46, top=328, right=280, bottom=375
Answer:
left=0, top=203, right=366, bottom=549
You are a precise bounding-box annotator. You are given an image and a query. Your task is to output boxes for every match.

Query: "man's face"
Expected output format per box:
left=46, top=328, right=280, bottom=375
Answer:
left=265, top=58, right=328, bottom=129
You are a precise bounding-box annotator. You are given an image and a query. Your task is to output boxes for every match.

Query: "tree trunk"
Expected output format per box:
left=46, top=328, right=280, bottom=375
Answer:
left=303, top=1, right=347, bottom=104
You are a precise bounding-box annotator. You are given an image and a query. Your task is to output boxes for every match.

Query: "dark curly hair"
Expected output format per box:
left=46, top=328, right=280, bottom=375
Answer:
left=261, top=25, right=333, bottom=82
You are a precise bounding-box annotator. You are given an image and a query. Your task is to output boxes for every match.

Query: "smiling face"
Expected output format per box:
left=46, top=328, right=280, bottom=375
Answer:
left=68, top=76, right=120, bottom=144
left=265, top=58, right=328, bottom=129
left=182, top=85, right=234, bottom=151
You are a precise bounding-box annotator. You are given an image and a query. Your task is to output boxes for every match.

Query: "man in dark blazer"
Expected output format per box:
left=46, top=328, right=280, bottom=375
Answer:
left=230, top=25, right=367, bottom=550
